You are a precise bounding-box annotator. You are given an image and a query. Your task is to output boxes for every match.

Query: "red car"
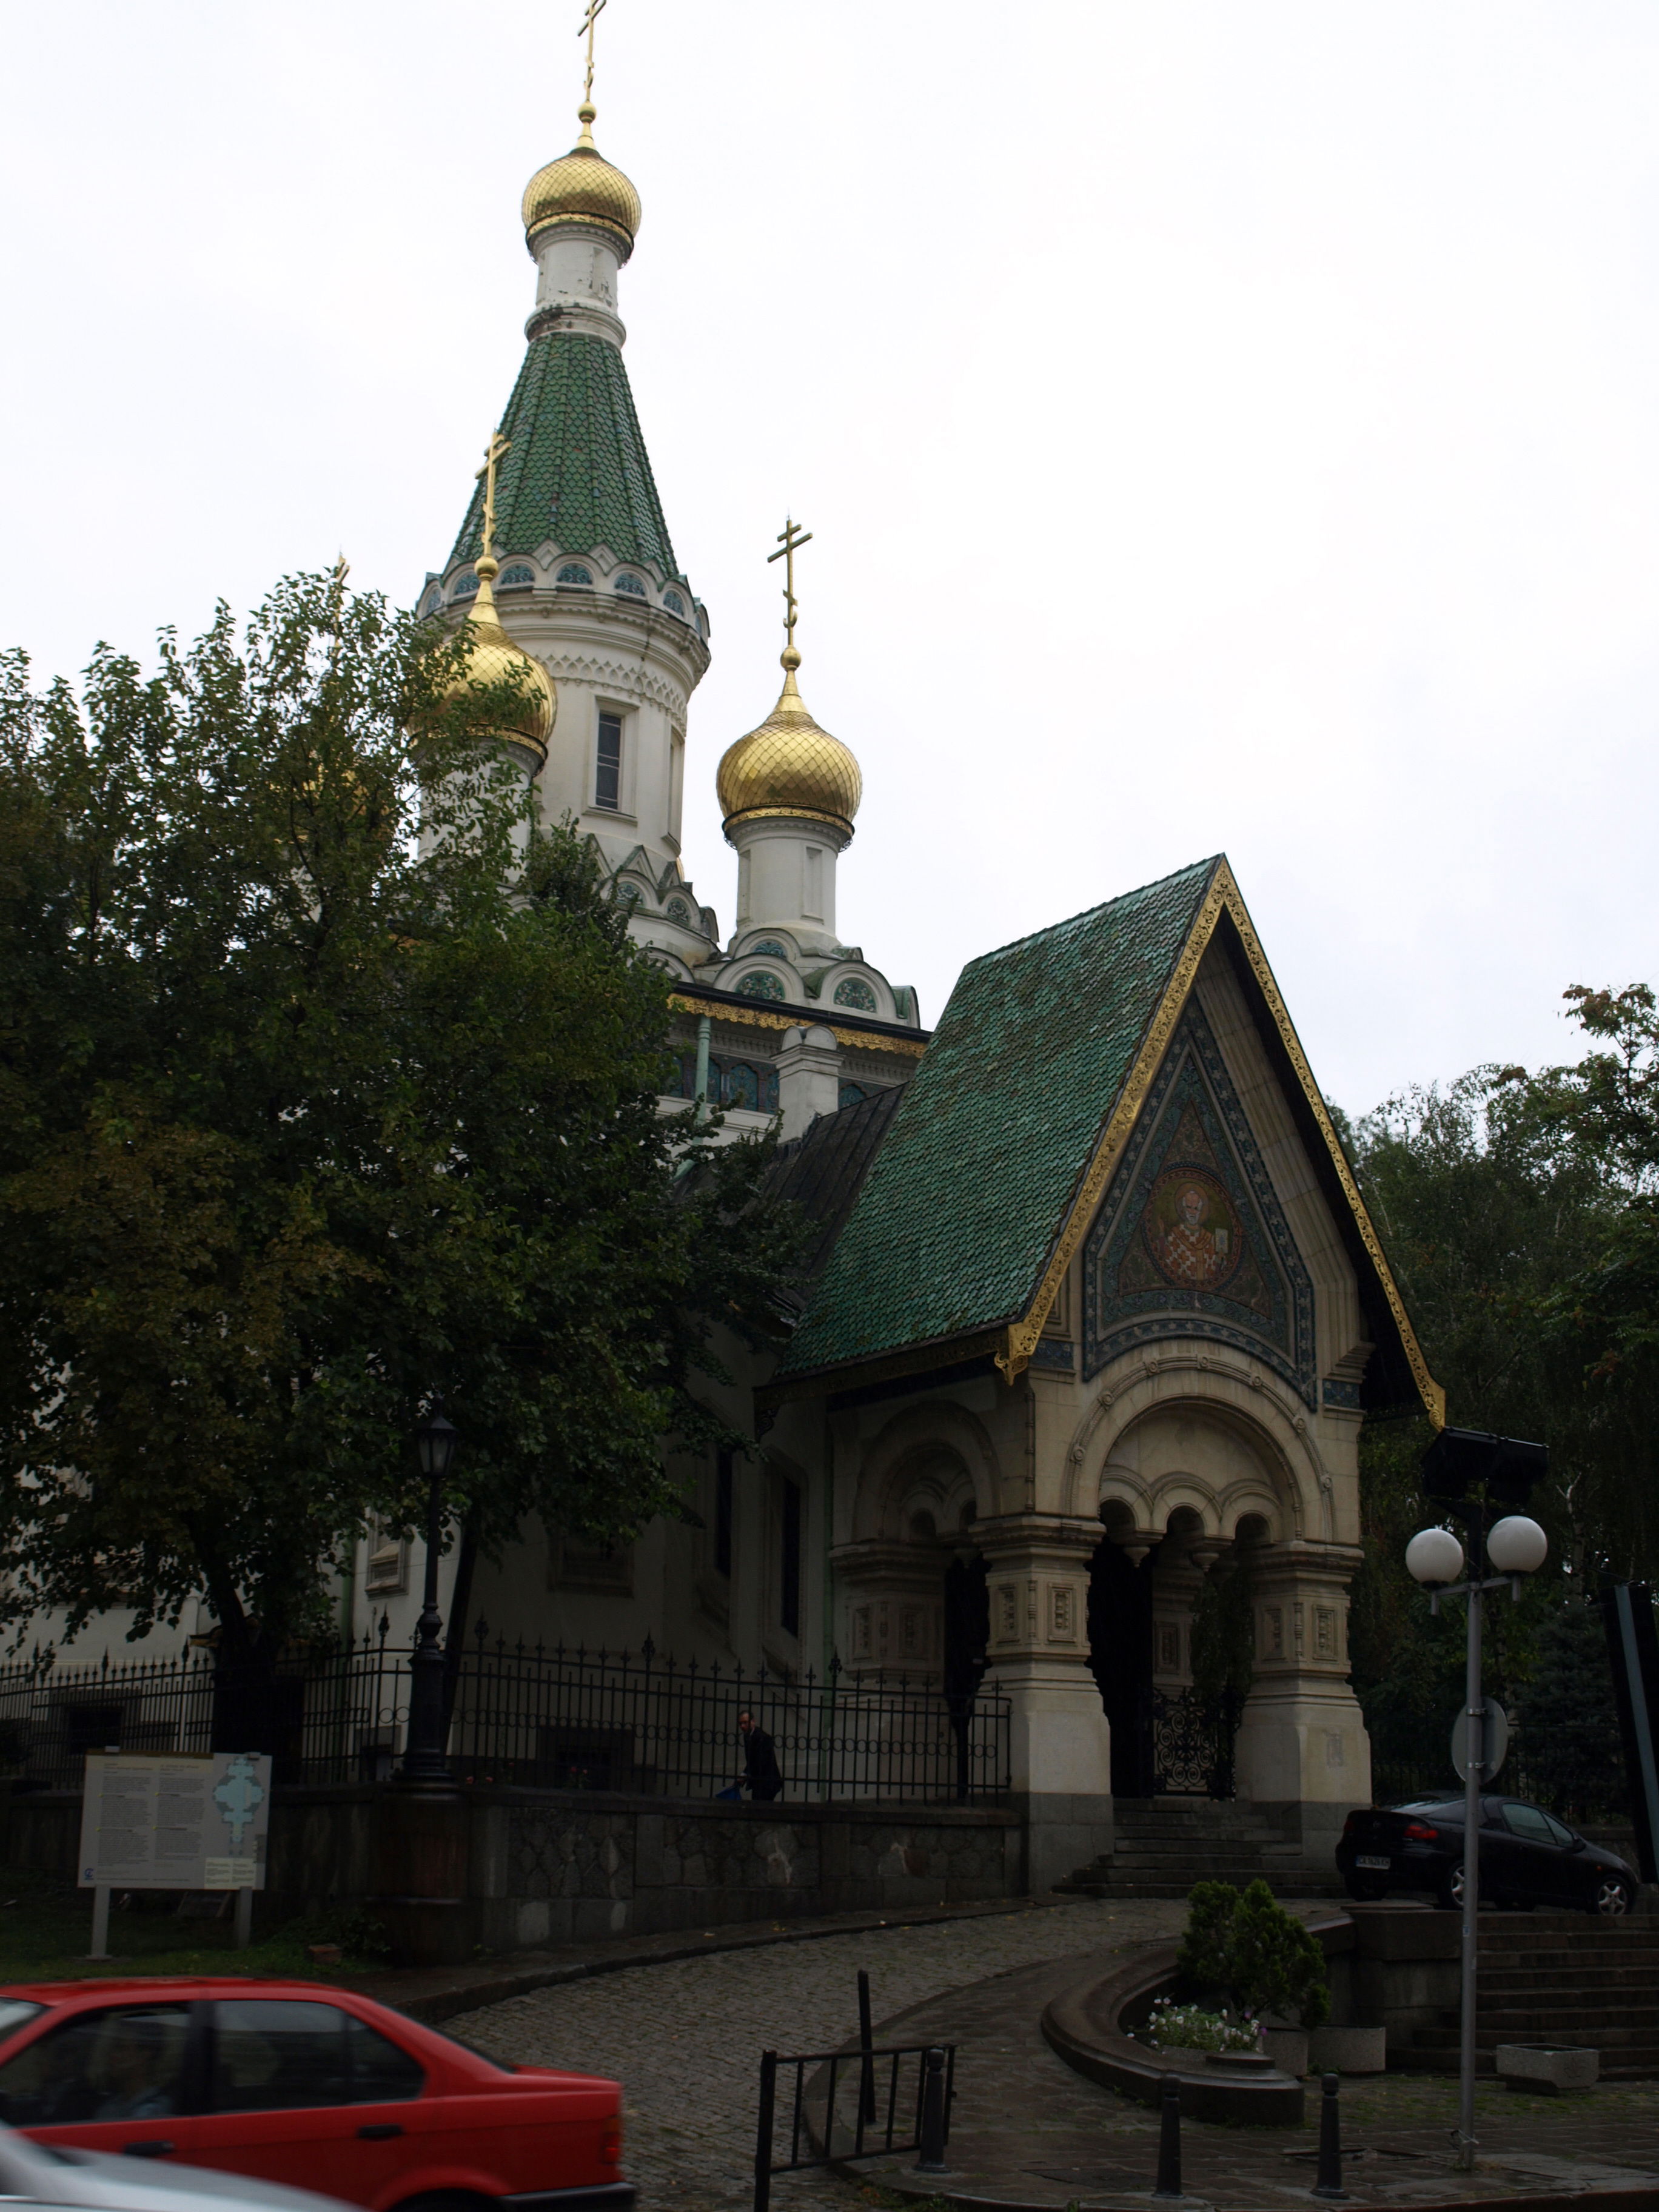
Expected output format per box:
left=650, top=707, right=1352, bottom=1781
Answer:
left=0, top=1979, right=631, bottom=2212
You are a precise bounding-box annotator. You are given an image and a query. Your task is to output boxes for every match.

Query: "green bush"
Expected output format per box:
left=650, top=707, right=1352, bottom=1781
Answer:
left=1175, top=1878, right=1329, bottom=2028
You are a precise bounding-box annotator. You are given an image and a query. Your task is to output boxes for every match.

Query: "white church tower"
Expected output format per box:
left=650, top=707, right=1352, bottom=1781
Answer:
left=421, top=65, right=722, bottom=972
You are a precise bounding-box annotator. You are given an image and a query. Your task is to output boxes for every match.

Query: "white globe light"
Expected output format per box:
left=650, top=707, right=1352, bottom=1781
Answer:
left=1487, top=1515, right=1548, bottom=1575
left=1406, top=1527, right=1466, bottom=1585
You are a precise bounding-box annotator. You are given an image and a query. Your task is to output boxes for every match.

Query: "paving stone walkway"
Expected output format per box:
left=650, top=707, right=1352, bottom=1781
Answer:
left=460, top=1895, right=1188, bottom=2212
left=461, top=1895, right=1659, bottom=2212
left=851, top=1948, right=1659, bottom=2211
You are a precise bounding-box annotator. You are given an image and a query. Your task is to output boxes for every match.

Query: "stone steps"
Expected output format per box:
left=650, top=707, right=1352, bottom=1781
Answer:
left=1390, top=1917, right=1659, bottom=2079
left=1053, top=1800, right=1321, bottom=1900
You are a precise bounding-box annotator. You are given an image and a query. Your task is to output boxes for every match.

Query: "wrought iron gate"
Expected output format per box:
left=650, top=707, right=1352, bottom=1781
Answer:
left=1151, top=1687, right=1241, bottom=1798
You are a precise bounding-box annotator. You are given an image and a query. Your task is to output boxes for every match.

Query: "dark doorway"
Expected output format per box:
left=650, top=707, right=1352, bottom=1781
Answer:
left=1088, top=1536, right=1155, bottom=1797
left=943, top=1553, right=990, bottom=1801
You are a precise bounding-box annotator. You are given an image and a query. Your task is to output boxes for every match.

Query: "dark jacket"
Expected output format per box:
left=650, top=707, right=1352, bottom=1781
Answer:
left=742, top=1723, right=783, bottom=1802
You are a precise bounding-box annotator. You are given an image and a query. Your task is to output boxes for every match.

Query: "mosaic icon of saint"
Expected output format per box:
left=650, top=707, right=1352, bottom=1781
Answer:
left=1144, top=1171, right=1240, bottom=1292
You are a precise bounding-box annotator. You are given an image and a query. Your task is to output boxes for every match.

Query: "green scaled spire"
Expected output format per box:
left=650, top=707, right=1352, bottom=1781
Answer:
left=447, top=334, right=686, bottom=584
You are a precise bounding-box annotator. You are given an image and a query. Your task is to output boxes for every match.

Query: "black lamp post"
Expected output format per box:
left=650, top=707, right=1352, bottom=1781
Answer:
left=401, top=1404, right=458, bottom=1783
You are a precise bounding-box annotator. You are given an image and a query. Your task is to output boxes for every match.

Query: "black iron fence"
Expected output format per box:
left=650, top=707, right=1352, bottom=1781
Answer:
left=0, top=1627, right=1011, bottom=1805
left=1370, top=1726, right=1629, bottom=1823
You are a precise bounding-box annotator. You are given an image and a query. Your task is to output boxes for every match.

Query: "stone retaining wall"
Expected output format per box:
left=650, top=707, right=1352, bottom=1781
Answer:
left=1, top=1781, right=1024, bottom=1965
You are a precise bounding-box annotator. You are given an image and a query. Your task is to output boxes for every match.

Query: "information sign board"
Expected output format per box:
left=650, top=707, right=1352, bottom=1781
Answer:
left=78, top=1752, right=272, bottom=1891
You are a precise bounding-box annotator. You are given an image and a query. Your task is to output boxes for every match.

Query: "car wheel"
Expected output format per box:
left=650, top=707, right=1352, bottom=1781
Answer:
left=1594, top=1876, right=1632, bottom=1917
left=1345, top=1877, right=1387, bottom=1902
left=1437, top=1862, right=1466, bottom=1911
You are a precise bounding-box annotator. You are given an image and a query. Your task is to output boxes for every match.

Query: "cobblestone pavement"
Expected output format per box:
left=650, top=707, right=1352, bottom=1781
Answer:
left=461, top=1895, right=1189, bottom=2212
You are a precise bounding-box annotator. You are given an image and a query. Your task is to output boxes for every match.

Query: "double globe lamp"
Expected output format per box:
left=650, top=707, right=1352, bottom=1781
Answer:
left=1403, top=1507, right=1548, bottom=2172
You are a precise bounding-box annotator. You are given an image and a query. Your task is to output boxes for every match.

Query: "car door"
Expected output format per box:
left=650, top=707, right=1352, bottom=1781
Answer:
left=1498, top=1800, right=1575, bottom=1903
left=186, top=1997, right=431, bottom=2205
left=0, top=1999, right=213, bottom=2164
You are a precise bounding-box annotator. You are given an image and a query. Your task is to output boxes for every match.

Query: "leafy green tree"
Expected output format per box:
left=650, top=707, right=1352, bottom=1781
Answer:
left=1516, top=1597, right=1627, bottom=1822
left=0, top=575, right=802, bottom=1669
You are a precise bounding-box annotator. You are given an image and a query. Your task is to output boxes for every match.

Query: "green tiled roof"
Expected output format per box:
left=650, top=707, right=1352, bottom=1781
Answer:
left=778, top=857, right=1221, bottom=1379
left=446, top=333, right=684, bottom=581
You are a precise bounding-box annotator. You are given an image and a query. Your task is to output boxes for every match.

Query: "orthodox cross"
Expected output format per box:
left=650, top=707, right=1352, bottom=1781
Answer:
left=475, top=431, right=511, bottom=561
left=766, top=516, right=813, bottom=652
left=578, top=0, right=608, bottom=108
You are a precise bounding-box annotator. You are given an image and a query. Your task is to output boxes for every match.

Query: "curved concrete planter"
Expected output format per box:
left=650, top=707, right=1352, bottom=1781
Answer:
left=1040, top=1910, right=1353, bottom=2127
left=1041, top=1943, right=1304, bottom=2125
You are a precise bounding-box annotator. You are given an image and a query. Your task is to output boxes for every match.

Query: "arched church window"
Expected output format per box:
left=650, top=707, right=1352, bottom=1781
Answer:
left=665, top=898, right=693, bottom=926
left=497, top=563, right=535, bottom=589
left=736, top=970, right=785, bottom=1002
left=616, top=883, right=643, bottom=908
left=421, top=587, right=443, bottom=617
left=838, top=1081, right=868, bottom=1109
left=614, top=573, right=647, bottom=597
left=833, top=977, right=877, bottom=1012
left=556, top=563, right=593, bottom=586
left=749, top=939, right=789, bottom=959
left=451, top=572, right=478, bottom=600
left=663, top=589, right=687, bottom=616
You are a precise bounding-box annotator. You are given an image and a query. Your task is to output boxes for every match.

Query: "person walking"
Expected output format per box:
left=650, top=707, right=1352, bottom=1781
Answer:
left=738, top=1708, right=783, bottom=1802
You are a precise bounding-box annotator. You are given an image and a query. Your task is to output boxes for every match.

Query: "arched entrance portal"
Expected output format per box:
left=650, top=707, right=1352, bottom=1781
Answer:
left=1088, top=1535, right=1153, bottom=1795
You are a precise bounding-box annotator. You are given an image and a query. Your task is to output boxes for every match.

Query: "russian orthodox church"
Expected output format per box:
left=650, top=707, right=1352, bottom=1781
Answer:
left=45, top=63, right=1441, bottom=1896
left=359, top=73, right=1448, bottom=1889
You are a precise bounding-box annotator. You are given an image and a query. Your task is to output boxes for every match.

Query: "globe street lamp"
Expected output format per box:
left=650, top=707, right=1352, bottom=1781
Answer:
left=401, top=1405, right=458, bottom=1783
left=1407, top=1464, right=1548, bottom=2173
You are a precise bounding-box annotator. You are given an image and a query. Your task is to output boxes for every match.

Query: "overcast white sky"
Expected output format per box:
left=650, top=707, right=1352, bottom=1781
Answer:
left=2, top=1, right=1654, bottom=1114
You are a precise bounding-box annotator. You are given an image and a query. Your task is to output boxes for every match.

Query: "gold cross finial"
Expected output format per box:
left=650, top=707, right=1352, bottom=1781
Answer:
left=577, top=0, right=608, bottom=132
left=475, top=431, right=512, bottom=566
left=766, top=516, right=813, bottom=668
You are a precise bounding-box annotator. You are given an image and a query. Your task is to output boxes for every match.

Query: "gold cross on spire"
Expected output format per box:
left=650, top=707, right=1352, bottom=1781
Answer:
left=578, top=0, right=608, bottom=114
left=766, top=516, right=814, bottom=662
left=475, top=431, right=512, bottom=565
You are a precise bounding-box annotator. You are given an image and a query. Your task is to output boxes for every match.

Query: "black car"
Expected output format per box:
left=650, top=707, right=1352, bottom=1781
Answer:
left=1337, top=1794, right=1640, bottom=1915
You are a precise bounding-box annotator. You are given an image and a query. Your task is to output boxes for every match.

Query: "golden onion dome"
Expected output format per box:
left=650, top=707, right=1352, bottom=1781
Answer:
left=717, top=649, right=862, bottom=836
left=442, top=557, right=555, bottom=764
left=521, top=106, right=641, bottom=260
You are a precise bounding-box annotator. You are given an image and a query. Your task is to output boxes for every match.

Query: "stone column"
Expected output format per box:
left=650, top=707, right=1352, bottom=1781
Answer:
left=831, top=1539, right=945, bottom=1678
left=1233, top=1540, right=1370, bottom=1869
left=979, top=1516, right=1113, bottom=1892
left=777, top=1023, right=841, bottom=1139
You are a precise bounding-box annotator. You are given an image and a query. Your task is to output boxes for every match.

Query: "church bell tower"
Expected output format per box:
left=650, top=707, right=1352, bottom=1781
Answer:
left=423, top=17, right=721, bottom=971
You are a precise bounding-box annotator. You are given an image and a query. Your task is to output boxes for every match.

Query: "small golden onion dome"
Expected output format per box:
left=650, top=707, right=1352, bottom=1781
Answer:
left=717, top=649, right=862, bottom=836
left=522, top=105, right=641, bottom=261
left=443, top=557, right=555, bottom=764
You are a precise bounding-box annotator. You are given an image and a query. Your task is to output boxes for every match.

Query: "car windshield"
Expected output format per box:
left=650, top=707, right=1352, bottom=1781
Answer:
left=0, top=2003, right=43, bottom=2043
left=1390, top=1798, right=1461, bottom=1815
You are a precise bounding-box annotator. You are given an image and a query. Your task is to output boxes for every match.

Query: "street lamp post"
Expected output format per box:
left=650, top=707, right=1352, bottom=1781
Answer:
left=1406, top=1505, right=1548, bottom=2171
left=401, top=1406, right=458, bottom=1784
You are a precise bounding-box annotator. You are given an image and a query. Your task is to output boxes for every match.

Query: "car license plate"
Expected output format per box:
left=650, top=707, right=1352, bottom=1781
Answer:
left=1355, top=1855, right=1390, bottom=1870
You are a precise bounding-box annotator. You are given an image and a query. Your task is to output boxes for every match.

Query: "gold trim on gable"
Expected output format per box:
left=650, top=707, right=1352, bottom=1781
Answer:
left=667, top=993, right=928, bottom=1059
left=994, top=861, right=1446, bottom=1429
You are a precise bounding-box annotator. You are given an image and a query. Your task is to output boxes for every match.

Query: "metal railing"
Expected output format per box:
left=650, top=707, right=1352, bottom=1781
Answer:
left=0, top=1627, right=1011, bottom=1805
